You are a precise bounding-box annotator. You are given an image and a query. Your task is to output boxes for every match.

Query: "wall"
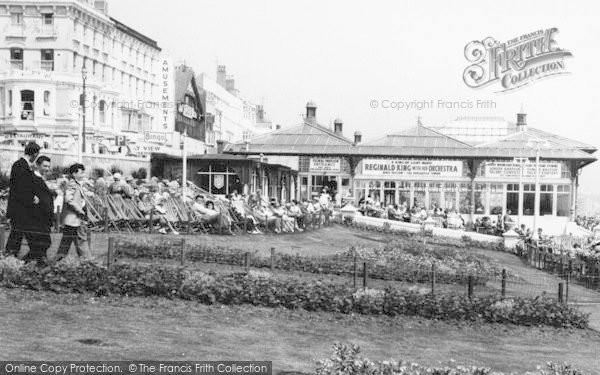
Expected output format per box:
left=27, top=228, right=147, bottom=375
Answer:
left=0, top=145, right=150, bottom=176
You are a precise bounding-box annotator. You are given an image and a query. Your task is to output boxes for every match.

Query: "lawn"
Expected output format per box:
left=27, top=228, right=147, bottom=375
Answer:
left=1, top=288, right=599, bottom=374
left=3, top=225, right=600, bottom=373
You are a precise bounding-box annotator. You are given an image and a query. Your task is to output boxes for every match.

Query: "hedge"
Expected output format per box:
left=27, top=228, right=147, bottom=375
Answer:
left=0, top=259, right=588, bottom=329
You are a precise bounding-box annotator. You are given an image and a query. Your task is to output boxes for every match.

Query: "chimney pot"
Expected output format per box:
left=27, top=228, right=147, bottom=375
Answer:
left=354, top=130, right=362, bottom=144
left=306, top=101, right=317, bottom=124
left=334, top=118, right=343, bottom=134
left=517, top=112, right=527, bottom=132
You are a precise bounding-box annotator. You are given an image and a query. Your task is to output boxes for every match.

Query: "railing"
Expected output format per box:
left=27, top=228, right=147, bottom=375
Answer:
left=10, top=60, right=23, bottom=70
left=40, top=60, right=54, bottom=71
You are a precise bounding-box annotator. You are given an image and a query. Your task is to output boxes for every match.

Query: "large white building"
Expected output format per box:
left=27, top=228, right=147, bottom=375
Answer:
left=197, top=65, right=275, bottom=148
left=0, top=0, right=161, bottom=157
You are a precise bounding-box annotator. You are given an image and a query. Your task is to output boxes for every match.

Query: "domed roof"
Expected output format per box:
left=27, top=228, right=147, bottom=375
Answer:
left=354, top=130, right=362, bottom=135
left=334, top=117, right=343, bottom=124
left=306, top=100, right=317, bottom=108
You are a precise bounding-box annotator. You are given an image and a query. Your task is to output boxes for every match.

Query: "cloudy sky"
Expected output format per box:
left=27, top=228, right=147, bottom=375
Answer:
left=110, top=0, right=599, bottom=193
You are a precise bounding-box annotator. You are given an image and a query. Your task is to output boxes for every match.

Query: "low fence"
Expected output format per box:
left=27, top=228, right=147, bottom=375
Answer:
left=89, top=234, right=596, bottom=304
left=350, top=214, right=503, bottom=244
left=522, top=242, right=600, bottom=294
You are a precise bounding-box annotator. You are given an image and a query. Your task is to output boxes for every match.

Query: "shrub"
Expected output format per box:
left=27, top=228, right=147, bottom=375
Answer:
left=112, top=239, right=506, bottom=286
left=91, top=167, right=106, bottom=179
left=315, top=343, right=592, bottom=375
left=0, top=262, right=589, bottom=329
left=109, top=165, right=123, bottom=175
left=47, top=165, right=69, bottom=180
left=131, top=167, right=148, bottom=180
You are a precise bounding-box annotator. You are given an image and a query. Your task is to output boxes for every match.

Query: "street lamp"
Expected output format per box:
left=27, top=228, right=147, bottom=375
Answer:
left=81, top=59, right=88, bottom=156
left=526, top=138, right=550, bottom=240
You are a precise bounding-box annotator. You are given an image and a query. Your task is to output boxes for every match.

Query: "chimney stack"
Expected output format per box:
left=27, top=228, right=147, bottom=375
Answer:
left=217, top=65, right=226, bottom=88
left=305, top=101, right=317, bottom=124
left=216, top=139, right=228, bottom=154
left=354, top=130, right=362, bottom=144
left=334, top=118, right=343, bottom=135
left=517, top=109, right=527, bottom=132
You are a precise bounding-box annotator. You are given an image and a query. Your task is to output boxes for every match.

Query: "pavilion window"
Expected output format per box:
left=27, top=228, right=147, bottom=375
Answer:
left=557, top=185, right=570, bottom=217
left=458, top=183, right=472, bottom=214
left=506, top=183, right=519, bottom=215
left=429, top=182, right=442, bottom=210
left=539, top=184, right=553, bottom=216
left=414, top=182, right=427, bottom=209
left=474, top=183, right=485, bottom=214
left=383, top=181, right=396, bottom=206
left=398, top=182, right=410, bottom=207
left=367, top=181, right=381, bottom=203
left=489, top=184, right=503, bottom=215
left=523, top=184, right=535, bottom=216
left=443, top=182, right=457, bottom=211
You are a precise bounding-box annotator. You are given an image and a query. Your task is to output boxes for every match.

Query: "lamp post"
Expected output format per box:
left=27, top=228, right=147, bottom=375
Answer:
left=182, top=128, right=187, bottom=199
left=526, top=138, right=550, bottom=240
left=81, top=59, right=88, bottom=156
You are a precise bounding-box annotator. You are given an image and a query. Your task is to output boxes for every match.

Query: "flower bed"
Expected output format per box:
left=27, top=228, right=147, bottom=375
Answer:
left=113, top=237, right=513, bottom=286
left=316, top=343, right=591, bottom=375
left=0, top=258, right=589, bottom=329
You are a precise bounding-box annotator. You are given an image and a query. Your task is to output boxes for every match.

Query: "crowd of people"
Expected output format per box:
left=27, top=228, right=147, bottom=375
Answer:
left=0, top=143, right=338, bottom=265
left=575, top=215, right=600, bottom=232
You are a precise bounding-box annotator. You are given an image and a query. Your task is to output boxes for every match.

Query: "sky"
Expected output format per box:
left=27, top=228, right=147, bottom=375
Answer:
left=110, top=0, right=600, bottom=193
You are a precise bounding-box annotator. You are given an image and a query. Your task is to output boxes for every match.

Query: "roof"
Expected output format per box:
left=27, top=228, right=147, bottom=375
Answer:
left=363, top=125, right=472, bottom=150
left=225, top=119, right=596, bottom=163
left=110, top=17, right=161, bottom=51
left=225, top=121, right=354, bottom=154
left=175, top=67, right=196, bottom=103
left=153, top=153, right=250, bottom=161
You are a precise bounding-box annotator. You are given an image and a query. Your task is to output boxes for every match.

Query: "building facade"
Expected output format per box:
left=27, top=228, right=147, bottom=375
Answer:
left=197, top=65, right=272, bottom=147
left=226, top=103, right=597, bottom=235
left=0, top=0, right=161, bottom=159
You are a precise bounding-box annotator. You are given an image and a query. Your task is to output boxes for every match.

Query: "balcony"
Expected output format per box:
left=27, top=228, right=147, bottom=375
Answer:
left=10, top=60, right=24, bottom=70
left=3, top=24, right=27, bottom=40
left=40, top=60, right=54, bottom=71
left=35, top=24, right=58, bottom=39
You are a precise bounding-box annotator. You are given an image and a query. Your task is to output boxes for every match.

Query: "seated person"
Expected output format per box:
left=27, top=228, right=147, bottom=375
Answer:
left=148, top=194, right=179, bottom=235
left=253, top=202, right=281, bottom=233
left=286, top=201, right=304, bottom=231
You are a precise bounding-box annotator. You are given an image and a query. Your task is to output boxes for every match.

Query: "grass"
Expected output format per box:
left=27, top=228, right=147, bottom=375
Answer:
left=4, top=224, right=600, bottom=373
left=1, top=288, right=599, bottom=374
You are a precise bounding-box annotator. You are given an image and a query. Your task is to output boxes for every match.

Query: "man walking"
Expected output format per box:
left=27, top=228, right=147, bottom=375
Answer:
left=22, top=156, right=54, bottom=265
left=4, top=142, right=41, bottom=258
left=54, top=163, right=92, bottom=262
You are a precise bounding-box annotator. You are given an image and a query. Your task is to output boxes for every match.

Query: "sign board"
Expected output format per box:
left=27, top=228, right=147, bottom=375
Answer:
left=484, top=162, right=562, bottom=179
left=144, top=131, right=170, bottom=144
left=213, top=174, right=225, bottom=189
left=0, top=133, right=48, bottom=142
left=128, top=143, right=164, bottom=155
left=361, top=159, right=463, bottom=178
left=309, top=157, right=341, bottom=173
left=158, top=56, right=175, bottom=132
left=178, top=103, right=198, bottom=120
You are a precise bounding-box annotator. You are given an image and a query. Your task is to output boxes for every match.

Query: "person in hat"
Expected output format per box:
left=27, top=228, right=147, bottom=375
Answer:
left=108, top=173, right=125, bottom=196
left=4, top=142, right=41, bottom=258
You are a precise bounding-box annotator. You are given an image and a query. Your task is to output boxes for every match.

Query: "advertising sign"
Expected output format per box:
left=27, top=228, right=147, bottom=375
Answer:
left=309, top=158, right=341, bottom=173
left=158, top=56, right=175, bottom=132
left=361, top=159, right=463, bottom=178
left=144, top=132, right=170, bottom=144
left=484, top=162, right=562, bottom=179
